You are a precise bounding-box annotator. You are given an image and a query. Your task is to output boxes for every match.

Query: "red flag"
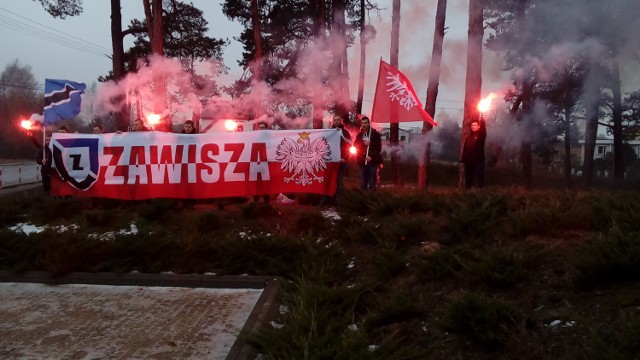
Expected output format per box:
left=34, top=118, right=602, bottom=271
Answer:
left=371, top=60, right=437, bottom=126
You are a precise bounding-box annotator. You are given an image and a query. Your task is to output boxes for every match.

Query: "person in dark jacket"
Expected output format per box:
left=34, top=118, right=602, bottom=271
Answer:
left=181, top=120, right=197, bottom=134
left=460, top=117, right=486, bottom=189
left=253, top=121, right=271, bottom=204
left=319, top=115, right=352, bottom=206
left=30, top=134, right=52, bottom=195
left=353, top=116, right=382, bottom=191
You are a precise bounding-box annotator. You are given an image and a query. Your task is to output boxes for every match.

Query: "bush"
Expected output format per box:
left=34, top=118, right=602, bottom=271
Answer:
left=469, top=244, right=545, bottom=289
left=440, top=292, right=522, bottom=350
left=573, top=230, right=640, bottom=288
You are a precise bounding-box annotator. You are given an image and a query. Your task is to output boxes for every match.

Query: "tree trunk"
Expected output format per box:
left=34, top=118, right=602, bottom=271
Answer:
left=611, top=58, right=624, bottom=179
left=563, top=105, right=573, bottom=188
left=582, top=64, right=601, bottom=188
left=251, top=0, right=263, bottom=82
left=310, top=0, right=326, bottom=37
left=331, top=0, right=350, bottom=120
left=418, top=0, right=447, bottom=190
left=143, top=0, right=167, bottom=130
left=390, top=0, right=402, bottom=186
left=460, top=0, right=483, bottom=188
left=356, top=0, right=366, bottom=115
left=110, top=0, right=128, bottom=132
left=251, top=0, right=264, bottom=117
left=520, top=79, right=534, bottom=188
left=311, top=0, right=326, bottom=129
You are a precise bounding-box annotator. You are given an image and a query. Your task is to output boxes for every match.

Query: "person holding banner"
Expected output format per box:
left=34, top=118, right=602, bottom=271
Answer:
left=319, top=115, right=352, bottom=206
left=130, top=118, right=149, bottom=132
left=30, top=134, right=53, bottom=196
left=181, top=120, right=197, bottom=134
left=460, top=118, right=486, bottom=189
left=354, top=116, right=382, bottom=191
left=253, top=121, right=271, bottom=204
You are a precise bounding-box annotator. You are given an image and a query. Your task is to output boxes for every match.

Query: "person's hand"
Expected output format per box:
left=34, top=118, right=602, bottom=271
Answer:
left=364, top=139, right=370, bottom=146
left=26, top=131, right=32, bottom=137
left=366, top=156, right=372, bottom=162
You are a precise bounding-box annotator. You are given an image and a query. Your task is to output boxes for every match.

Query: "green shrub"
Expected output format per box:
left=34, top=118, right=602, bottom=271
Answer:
left=338, top=217, right=383, bottom=246
left=138, top=198, right=177, bottom=223
left=30, top=197, right=87, bottom=223
left=582, top=312, right=640, bottom=359
left=195, top=210, right=223, bottom=234
left=366, top=290, right=426, bottom=329
left=370, top=244, right=407, bottom=281
left=444, top=192, right=511, bottom=244
left=0, top=196, right=29, bottom=227
left=469, top=244, right=545, bottom=289
left=415, top=245, right=469, bottom=281
left=0, top=229, right=39, bottom=271
left=440, top=292, right=522, bottom=350
left=511, top=191, right=594, bottom=235
left=592, top=193, right=640, bottom=233
left=84, top=209, right=118, bottom=228
left=35, top=229, right=108, bottom=275
left=573, top=230, right=640, bottom=288
left=246, top=278, right=427, bottom=359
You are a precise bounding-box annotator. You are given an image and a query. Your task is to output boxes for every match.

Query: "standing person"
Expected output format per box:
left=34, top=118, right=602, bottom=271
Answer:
left=354, top=116, right=382, bottom=191
left=29, top=134, right=52, bottom=196
left=460, top=117, right=486, bottom=189
left=253, top=121, right=270, bottom=204
left=319, top=115, right=352, bottom=206
left=181, top=120, right=197, bottom=134
left=130, top=118, right=148, bottom=132
left=92, top=125, right=103, bottom=134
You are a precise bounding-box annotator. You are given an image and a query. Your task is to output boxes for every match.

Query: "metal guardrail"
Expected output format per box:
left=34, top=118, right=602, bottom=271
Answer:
left=0, top=162, right=41, bottom=189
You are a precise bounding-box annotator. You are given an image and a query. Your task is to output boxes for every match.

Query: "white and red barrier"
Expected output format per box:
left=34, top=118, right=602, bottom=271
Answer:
left=0, top=163, right=41, bottom=189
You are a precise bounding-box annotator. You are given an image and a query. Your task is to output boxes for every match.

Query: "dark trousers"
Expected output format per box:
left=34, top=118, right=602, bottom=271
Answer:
left=320, top=162, right=347, bottom=206
left=360, top=163, right=378, bottom=191
left=40, top=168, right=51, bottom=195
left=464, top=162, right=485, bottom=189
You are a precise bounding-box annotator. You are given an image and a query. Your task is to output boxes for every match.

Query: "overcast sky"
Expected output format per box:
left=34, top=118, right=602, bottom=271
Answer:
left=0, top=0, right=480, bottom=120
left=1, top=1, right=637, bottom=124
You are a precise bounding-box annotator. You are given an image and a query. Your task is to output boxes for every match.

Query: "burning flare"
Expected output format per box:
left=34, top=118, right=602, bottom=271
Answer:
left=20, top=119, right=34, bottom=130
left=477, top=93, right=498, bottom=113
left=349, top=145, right=357, bottom=155
left=146, top=113, right=161, bottom=127
left=224, top=120, right=238, bottom=132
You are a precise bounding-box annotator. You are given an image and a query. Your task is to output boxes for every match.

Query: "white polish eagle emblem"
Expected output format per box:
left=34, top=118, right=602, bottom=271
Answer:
left=275, top=132, right=332, bottom=185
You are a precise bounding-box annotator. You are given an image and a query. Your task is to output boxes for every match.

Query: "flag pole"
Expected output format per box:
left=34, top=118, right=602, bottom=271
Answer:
left=42, top=125, right=46, bottom=163
left=364, top=125, right=371, bottom=165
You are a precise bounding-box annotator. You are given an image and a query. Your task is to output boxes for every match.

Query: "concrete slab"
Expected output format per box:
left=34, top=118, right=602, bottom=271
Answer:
left=0, top=272, right=280, bottom=360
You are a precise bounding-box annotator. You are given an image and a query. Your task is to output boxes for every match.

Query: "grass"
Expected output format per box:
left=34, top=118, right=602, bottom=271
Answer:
left=2, top=182, right=640, bottom=359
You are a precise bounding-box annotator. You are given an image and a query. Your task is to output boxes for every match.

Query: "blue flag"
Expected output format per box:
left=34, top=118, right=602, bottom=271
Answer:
left=44, top=79, right=86, bottom=125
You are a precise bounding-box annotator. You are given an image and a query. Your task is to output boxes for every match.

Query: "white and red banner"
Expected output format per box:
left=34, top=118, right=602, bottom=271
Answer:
left=371, top=60, right=438, bottom=126
left=49, top=129, right=341, bottom=200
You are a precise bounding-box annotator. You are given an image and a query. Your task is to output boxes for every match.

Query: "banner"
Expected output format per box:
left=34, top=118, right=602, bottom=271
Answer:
left=49, top=129, right=342, bottom=200
left=371, top=60, right=437, bottom=126
left=44, top=79, right=86, bottom=125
